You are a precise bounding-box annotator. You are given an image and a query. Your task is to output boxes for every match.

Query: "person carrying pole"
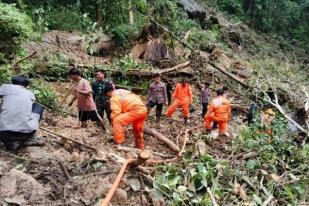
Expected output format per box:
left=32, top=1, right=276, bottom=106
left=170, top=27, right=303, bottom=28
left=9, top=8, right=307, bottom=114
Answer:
left=104, top=83, right=147, bottom=150
left=166, top=77, right=193, bottom=125
left=68, top=68, right=99, bottom=128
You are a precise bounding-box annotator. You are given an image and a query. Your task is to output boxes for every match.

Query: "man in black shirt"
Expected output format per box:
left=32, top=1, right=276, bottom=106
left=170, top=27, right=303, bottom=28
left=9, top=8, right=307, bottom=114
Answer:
left=92, top=69, right=113, bottom=123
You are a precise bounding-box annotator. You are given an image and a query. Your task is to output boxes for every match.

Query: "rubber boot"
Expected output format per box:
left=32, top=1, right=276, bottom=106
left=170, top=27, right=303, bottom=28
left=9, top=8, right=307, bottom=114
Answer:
left=23, top=136, right=45, bottom=146
left=184, top=117, right=188, bottom=126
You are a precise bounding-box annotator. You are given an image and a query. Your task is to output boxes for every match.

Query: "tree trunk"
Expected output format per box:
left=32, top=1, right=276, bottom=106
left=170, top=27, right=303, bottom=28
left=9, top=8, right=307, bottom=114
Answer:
left=96, top=0, right=103, bottom=26
left=128, top=0, right=134, bottom=25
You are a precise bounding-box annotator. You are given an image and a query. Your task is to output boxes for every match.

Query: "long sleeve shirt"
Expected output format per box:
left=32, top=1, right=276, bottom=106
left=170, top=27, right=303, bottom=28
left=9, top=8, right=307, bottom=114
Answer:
left=147, top=82, right=167, bottom=104
left=110, top=89, right=146, bottom=119
left=0, top=84, right=39, bottom=133
left=206, top=96, right=231, bottom=121
left=200, top=87, right=210, bottom=104
left=172, top=83, right=193, bottom=103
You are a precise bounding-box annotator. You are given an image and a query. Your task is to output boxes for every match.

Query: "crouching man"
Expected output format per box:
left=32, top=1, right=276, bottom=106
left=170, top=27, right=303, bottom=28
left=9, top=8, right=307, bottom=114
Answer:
left=104, top=83, right=147, bottom=150
left=0, top=76, right=44, bottom=151
left=205, top=88, right=231, bottom=137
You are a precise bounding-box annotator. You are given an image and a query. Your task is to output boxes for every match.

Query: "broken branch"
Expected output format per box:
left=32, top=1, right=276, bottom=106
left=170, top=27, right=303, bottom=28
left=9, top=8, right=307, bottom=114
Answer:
left=40, top=127, right=97, bottom=151
left=144, top=127, right=180, bottom=153
left=12, top=51, right=37, bottom=69
left=207, top=187, right=219, bottom=206
left=58, top=161, right=71, bottom=181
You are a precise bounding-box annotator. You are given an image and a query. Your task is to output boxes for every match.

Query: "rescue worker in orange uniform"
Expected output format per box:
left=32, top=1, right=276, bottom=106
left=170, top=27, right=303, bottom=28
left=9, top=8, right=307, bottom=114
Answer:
left=166, top=78, right=193, bottom=125
left=104, top=83, right=147, bottom=150
left=205, top=88, right=231, bottom=135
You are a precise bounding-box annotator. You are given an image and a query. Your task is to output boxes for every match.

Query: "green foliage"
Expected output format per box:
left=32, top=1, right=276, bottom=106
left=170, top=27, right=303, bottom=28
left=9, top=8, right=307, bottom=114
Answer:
left=31, top=81, right=58, bottom=109
left=186, top=26, right=226, bottom=51
left=215, top=0, right=309, bottom=50
left=0, top=65, right=12, bottom=84
left=216, top=0, right=244, bottom=15
left=40, top=6, right=95, bottom=32
left=155, top=114, right=309, bottom=205
left=111, top=24, right=140, bottom=46
left=0, top=3, right=34, bottom=62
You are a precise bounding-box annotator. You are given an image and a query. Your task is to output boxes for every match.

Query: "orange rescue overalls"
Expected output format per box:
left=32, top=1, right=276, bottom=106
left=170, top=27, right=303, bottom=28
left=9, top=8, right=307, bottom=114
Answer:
left=166, top=83, right=192, bottom=118
left=110, top=89, right=147, bottom=149
left=205, top=96, right=231, bottom=134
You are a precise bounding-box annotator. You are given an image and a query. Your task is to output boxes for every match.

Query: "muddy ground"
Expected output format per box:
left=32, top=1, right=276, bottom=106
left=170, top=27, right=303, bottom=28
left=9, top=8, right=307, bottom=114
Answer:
left=0, top=83, right=247, bottom=206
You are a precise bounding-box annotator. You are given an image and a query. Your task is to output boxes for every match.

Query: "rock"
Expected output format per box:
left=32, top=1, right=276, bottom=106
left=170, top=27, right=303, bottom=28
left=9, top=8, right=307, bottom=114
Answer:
left=128, top=178, right=141, bottom=192
left=267, top=173, right=281, bottom=182
left=71, top=151, right=80, bottom=162
left=0, top=169, right=50, bottom=204
left=112, top=188, right=128, bottom=203
left=4, top=195, right=26, bottom=205
left=94, top=181, right=127, bottom=203
left=149, top=190, right=165, bottom=206
left=131, top=43, right=147, bottom=59
left=196, top=140, right=207, bottom=156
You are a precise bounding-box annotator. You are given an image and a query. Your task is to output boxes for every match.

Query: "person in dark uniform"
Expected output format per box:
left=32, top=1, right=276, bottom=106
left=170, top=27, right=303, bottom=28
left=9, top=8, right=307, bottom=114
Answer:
left=166, top=81, right=173, bottom=106
left=92, top=69, right=114, bottom=124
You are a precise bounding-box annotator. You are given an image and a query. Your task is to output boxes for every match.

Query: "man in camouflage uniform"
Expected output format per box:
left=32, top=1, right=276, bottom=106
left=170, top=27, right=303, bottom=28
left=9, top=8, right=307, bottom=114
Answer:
left=92, top=69, right=113, bottom=123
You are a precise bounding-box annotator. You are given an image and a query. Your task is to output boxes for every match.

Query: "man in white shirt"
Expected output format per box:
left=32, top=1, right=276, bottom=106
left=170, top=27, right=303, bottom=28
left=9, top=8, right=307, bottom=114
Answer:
left=0, top=76, right=43, bottom=151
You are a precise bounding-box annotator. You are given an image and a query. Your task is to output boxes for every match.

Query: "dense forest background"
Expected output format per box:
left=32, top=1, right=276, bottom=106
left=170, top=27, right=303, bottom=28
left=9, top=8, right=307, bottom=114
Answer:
left=1, top=0, right=309, bottom=60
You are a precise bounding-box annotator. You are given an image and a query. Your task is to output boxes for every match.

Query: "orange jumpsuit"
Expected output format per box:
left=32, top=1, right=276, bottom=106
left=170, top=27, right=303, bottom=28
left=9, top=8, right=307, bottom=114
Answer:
left=166, top=83, right=193, bottom=118
left=205, top=96, right=231, bottom=134
left=110, top=89, right=147, bottom=149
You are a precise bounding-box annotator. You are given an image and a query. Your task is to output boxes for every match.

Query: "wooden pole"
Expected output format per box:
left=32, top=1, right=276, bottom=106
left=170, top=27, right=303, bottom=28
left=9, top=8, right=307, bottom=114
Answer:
left=100, top=150, right=151, bottom=206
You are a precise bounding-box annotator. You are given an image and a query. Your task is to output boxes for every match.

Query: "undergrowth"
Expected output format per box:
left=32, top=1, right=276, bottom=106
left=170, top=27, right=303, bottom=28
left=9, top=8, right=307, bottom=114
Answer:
left=154, top=115, right=309, bottom=205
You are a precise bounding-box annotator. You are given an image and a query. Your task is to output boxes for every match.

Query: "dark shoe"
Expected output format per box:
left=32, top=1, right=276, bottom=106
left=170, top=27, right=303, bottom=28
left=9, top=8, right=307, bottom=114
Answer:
left=4, top=142, right=19, bottom=151
left=184, top=118, right=188, bottom=125
left=23, top=136, right=44, bottom=146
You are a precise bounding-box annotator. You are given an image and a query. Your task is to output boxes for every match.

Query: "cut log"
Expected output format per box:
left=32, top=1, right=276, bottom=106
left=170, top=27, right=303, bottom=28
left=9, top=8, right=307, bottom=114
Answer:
left=144, top=127, right=180, bottom=153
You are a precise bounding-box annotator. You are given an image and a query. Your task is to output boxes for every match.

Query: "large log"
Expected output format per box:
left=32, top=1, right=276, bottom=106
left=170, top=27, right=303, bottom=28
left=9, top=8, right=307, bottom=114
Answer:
left=144, top=127, right=180, bottom=153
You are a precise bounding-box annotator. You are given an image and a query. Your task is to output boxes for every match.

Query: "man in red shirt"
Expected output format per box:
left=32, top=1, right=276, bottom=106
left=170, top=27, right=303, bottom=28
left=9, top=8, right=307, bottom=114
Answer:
left=68, top=68, right=98, bottom=128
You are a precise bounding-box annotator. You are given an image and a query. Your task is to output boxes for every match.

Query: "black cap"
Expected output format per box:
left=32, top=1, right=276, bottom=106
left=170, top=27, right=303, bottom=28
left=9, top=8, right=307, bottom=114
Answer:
left=216, top=88, right=224, bottom=96
left=11, top=76, right=30, bottom=87
left=68, top=67, right=81, bottom=75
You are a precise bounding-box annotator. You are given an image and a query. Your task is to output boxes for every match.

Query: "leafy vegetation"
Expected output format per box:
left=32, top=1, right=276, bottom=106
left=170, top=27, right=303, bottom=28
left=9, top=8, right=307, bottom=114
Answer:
left=0, top=3, right=34, bottom=62
left=154, top=115, right=309, bottom=205
left=213, top=0, right=309, bottom=52
left=31, top=80, right=58, bottom=109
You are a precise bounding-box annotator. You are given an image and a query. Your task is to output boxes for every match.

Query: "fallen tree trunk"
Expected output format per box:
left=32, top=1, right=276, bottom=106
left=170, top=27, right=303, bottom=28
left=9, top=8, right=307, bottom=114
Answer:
left=40, top=127, right=97, bottom=151
left=12, top=51, right=37, bottom=69
left=158, top=61, right=191, bottom=74
left=144, top=127, right=180, bottom=153
left=208, top=61, right=250, bottom=89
